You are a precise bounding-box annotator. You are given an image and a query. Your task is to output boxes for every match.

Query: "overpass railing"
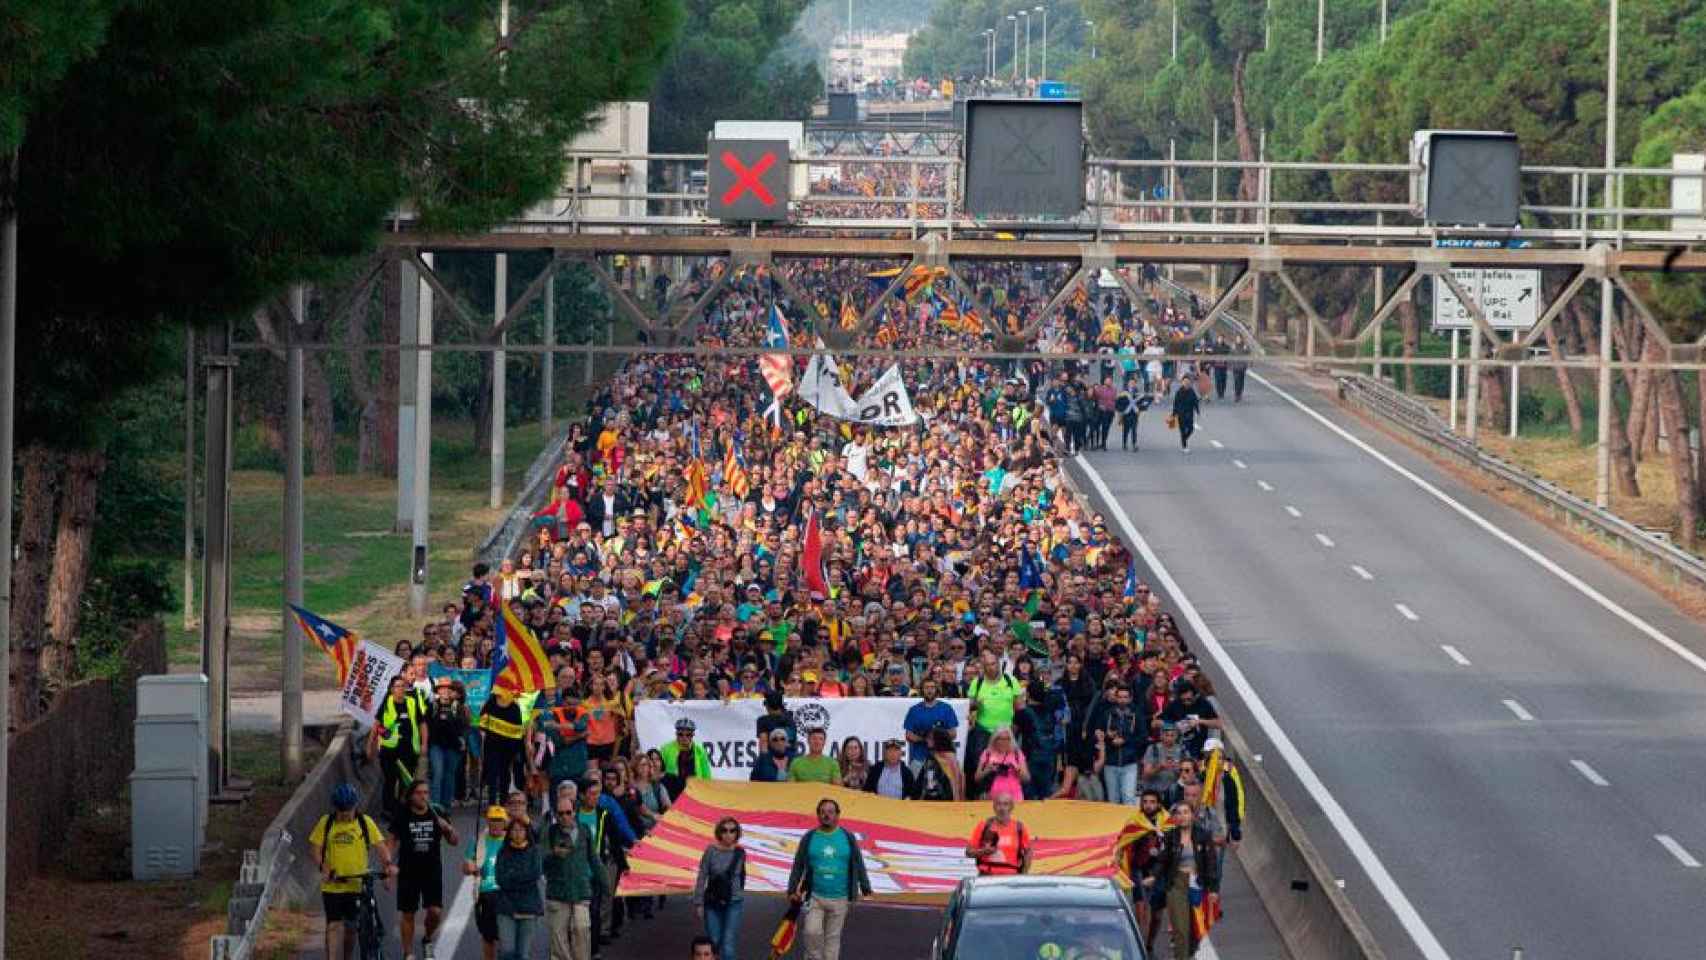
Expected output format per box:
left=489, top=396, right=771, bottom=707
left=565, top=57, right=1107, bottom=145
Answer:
left=490, top=151, right=1706, bottom=249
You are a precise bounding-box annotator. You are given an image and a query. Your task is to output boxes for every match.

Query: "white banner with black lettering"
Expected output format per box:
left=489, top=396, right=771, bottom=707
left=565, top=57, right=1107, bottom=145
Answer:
left=635, top=697, right=970, bottom=780
left=798, top=354, right=921, bottom=427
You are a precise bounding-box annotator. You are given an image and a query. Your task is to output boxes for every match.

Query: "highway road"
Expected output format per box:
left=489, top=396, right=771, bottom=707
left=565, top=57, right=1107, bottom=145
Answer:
left=291, top=802, right=1286, bottom=960
left=1071, top=366, right=1706, bottom=960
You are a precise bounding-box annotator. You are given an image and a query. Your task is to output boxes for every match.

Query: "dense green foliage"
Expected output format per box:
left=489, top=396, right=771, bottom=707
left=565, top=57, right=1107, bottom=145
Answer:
left=0, top=0, right=124, bottom=155
left=649, top=0, right=823, bottom=152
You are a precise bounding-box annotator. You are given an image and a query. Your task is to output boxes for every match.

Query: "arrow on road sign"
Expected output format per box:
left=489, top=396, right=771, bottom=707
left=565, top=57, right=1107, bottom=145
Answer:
left=1518, top=287, right=1533, bottom=302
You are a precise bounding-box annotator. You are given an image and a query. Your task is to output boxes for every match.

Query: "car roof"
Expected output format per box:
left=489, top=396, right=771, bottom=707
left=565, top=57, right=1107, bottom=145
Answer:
left=962, top=876, right=1125, bottom=909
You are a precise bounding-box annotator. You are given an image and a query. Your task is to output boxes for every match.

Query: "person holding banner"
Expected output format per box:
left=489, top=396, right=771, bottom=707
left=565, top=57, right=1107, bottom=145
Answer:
left=965, top=794, right=1032, bottom=876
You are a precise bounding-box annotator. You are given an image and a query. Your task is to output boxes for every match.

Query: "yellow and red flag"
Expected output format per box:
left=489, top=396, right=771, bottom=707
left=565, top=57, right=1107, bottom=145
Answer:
left=839, top=293, right=860, bottom=331
left=493, top=601, right=551, bottom=693
left=616, top=781, right=1140, bottom=904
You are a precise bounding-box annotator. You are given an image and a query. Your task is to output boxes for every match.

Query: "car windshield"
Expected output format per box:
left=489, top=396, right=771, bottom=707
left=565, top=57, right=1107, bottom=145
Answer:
left=955, top=906, right=1142, bottom=960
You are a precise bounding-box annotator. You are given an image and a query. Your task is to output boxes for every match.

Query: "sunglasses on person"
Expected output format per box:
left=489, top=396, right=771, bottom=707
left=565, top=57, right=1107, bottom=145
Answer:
left=716, top=826, right=739, bottom=836
left=556, top=808, right=575, bottom=818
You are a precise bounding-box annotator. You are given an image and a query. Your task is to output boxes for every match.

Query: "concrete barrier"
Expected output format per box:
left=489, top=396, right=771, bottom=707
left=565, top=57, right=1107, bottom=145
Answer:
left=261, top=724, right=384, bottom=908
left=1219, top=722, right=1386, bottom=960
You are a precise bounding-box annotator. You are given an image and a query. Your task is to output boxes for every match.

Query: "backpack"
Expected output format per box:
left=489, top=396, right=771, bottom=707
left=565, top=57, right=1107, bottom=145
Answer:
left=704, top=848, right=745, bottom=908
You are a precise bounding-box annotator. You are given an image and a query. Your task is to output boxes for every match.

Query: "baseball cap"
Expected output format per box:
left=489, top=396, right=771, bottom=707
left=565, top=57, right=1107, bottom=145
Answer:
left=485, top=805, right=509, bottom=822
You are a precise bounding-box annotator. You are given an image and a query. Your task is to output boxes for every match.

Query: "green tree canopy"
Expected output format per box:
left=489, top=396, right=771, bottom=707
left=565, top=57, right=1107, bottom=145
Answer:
left=649, top=0, right=822, bottom=153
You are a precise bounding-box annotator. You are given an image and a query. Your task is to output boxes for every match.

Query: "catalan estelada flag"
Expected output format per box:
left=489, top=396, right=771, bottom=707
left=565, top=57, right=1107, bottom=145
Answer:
left=492, top=600, right=550, bottom=693
left=291, top=605, right=358, bottom=682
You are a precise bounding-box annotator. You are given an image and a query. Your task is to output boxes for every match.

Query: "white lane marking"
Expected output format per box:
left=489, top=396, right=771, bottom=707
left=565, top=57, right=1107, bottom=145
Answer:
left=1351, top=564, right=1375, bottom=581
left=1210, top=439, right=1225, bottom=449
left=434, top=834, right=479, bottom=957
left=1570, top=759, right=1610, bottom=787
left=1232, top=458, right=1248, bottom=470
left=1284, top=505, right=1302, bottom=518
left=1502, top=699, right=1536, bottom=722
left=1257, top=480, right=1274, bottom=492
left=1315, top=533, right=1336, bottom=548
left=1199, top=938, right=1222, bottom=960
left=1252, top=372, right=1706, bottom=679
left=1395, top=603, right=1419, bottom=621
left=1440, top=644, right=1472, bottom=666
left=1077, top=455, right=1454, bottom=960
left=1656, top=834, right=1703, bottom=868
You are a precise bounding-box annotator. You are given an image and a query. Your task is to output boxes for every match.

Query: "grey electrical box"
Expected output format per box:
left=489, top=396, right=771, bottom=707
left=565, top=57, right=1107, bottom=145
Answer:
left=136, top=674, right=209, bottom=862
left=131, top=768, right=200, bottom=880
left=963, top=98, right=1085, bottom=219
left=1411, top=130, right=1522, bottom=227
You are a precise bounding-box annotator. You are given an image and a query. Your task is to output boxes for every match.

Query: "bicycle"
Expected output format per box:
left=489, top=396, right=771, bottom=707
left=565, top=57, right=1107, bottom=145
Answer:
left=330, top=870, right=388, bottom=960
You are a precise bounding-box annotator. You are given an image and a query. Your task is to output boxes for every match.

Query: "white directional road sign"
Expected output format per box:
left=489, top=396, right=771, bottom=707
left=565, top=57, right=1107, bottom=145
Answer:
left=1432, top=267, right=1540, bottom=330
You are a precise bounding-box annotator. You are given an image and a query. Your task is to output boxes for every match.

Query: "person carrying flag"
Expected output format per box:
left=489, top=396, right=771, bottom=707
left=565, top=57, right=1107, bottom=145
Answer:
left=1152, top=801, right=1220, bottom=959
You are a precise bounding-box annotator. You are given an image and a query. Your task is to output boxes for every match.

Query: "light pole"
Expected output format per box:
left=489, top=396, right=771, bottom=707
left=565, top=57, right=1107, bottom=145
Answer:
left=1596, top=0, right=1619, bottom=507
left=983, top=29, right=994, bottom=79
left=1171, top=1, right=1178, bottom=61
left=1036, top=5, right=1048, bottom=82
left=1317, top=0, right=1325, bottom=63
left=1086, top=19, right=1096, bottom=59
left=1021, top=10, right=1030, bottom=83
left=1009, top=14, right=1019, bottom=81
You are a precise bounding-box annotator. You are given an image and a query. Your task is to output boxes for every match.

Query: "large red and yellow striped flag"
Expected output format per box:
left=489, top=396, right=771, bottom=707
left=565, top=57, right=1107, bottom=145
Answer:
left=493, top=600, right=551, bottom=693
left=616, top=781, right=1138, bottom=904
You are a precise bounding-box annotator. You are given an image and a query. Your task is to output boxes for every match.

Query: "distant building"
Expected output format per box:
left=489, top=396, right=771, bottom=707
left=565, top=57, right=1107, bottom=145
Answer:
left=828, top=31, right=911, bottom=89
left=522, top=100, right=650, bottom=225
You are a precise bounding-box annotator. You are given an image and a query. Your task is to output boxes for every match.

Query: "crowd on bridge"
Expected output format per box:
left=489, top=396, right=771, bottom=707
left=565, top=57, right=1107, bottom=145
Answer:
left=310, top=257, right=1252, bottom=960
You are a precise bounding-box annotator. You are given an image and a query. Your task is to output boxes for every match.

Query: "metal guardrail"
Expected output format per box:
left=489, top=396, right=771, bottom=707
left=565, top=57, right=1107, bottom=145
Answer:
left=209, top=830, right=295, bottom=960
left=1336, top=372, right=1706, bottom=590
left=477, top=424, right=572, bottom=568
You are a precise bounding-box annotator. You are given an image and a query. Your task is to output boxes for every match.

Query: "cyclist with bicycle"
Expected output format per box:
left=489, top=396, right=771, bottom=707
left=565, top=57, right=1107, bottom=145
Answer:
left=388, top=779, right=461, bottom=960
left=309, top=782, right=397, bottom=960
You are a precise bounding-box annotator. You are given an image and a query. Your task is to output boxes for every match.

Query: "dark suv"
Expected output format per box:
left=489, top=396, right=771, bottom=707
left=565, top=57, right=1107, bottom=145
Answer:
left=931, top=875, right=1148, bottom=960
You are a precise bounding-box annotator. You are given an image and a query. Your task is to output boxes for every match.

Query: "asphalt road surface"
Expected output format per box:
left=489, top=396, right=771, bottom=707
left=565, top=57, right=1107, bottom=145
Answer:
left=291, top=802, right=1285, bottom=960
left=1070, top=366, right=1706, bottom=960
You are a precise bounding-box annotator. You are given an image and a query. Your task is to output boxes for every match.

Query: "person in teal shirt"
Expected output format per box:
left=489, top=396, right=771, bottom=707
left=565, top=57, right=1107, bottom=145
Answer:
left=463, top=805, right=512, bottom=959
left=786, top=798, right=872, bottom=960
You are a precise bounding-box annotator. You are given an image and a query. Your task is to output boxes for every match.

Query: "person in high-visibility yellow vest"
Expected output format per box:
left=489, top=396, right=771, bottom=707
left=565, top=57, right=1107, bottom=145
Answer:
left=368, top=674, right=430, bottom=825
left=658, top=717, right=712, bottom=787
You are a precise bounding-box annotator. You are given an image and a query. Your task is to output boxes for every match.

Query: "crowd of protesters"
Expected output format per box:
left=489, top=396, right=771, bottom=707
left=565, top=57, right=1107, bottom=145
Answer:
left=317, top=252, right=1249, bottom=960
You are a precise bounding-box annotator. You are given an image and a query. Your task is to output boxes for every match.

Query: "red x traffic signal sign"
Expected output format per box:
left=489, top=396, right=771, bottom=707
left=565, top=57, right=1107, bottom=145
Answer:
left=706, top=139, right=790, bottom=222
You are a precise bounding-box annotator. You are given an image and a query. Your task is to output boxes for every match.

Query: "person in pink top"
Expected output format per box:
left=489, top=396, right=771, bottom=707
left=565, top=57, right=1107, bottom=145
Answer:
left=974, top=727, right=1030, bottom=803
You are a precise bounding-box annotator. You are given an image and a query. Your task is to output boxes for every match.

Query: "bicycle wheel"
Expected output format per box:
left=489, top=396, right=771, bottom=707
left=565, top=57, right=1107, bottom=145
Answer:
left=358, top=898, right=385, bottom=960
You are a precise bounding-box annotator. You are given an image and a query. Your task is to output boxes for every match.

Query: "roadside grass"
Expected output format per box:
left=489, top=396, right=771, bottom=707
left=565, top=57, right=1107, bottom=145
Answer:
left=168, top=419, right=556, bottom=690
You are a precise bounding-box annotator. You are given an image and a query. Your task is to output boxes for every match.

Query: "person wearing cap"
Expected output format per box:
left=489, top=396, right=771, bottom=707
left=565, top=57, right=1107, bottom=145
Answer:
left=464, top=805, right=514, bottom=960
left=863, top=739, right=917, bottom=799
left=659, top=717, right=712, bottom=787
left=755, top=690, right=797, bottom=756
left=427, top=675, right=470, bottom=811
left=752, top=726, right=794, bottom=782
left=788, top=727, right=838, bottom=785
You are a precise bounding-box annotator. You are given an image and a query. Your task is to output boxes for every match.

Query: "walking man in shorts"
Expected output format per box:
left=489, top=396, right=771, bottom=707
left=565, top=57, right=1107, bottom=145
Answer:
left=388, top=779, right=460, bottom=960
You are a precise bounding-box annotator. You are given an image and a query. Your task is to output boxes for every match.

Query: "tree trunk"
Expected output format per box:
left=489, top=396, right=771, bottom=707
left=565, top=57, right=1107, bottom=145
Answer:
left=1478, top=352, right=1507, bottom=429
left=1230, top=51, right=1259, bottom=218
left=343, top=277, right=380, bottom=475
left=11, top=447, right=59, bottom=724
left=42, top=450, right=105, bottom=686
left=1399, top=299, right=1418, bottom=393
left=1571, top=299, right=1640, bottom=497
left=1541, top=316, right=1584, bottom=437
left=473, top=349, right=494, bottom=454
left=379, top=256, right=401, bottom=477
left=1624, top=329, right=1653, bottom=461
left=1654, top=369, right=1700, bottom=548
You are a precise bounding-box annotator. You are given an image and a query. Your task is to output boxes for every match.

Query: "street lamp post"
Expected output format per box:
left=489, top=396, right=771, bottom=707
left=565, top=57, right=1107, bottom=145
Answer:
left=1086, top=19, right=1096, bottom=60
left=1171, top=1, right=1179, bottom=61
left=1008, top=14, right=1019, bottom=81
left=1317, top=0, right=1325, bottom=63
left=1021, top=10, right=1030, bottom=83
left=1036, top=5, right=1048, bottom=82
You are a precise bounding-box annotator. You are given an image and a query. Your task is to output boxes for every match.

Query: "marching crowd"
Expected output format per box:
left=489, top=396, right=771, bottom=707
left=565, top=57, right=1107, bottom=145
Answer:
left=307, top=259, right=1249, bottom=960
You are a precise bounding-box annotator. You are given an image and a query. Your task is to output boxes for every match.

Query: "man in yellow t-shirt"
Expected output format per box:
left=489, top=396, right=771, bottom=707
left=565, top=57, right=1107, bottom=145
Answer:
left=309, top=782, right=395, bottom=960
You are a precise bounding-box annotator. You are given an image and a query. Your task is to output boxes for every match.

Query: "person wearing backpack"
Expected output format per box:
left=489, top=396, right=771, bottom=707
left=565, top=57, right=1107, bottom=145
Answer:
left=308, top=782, right=396, bottom=960
left=963, top=794, right=1033, bottom=876
left=1014, top=680, right=1068, bottom=801
left=965, top=651, right=1023, bottom=800
left=694, top=816, right=748, bottom=960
